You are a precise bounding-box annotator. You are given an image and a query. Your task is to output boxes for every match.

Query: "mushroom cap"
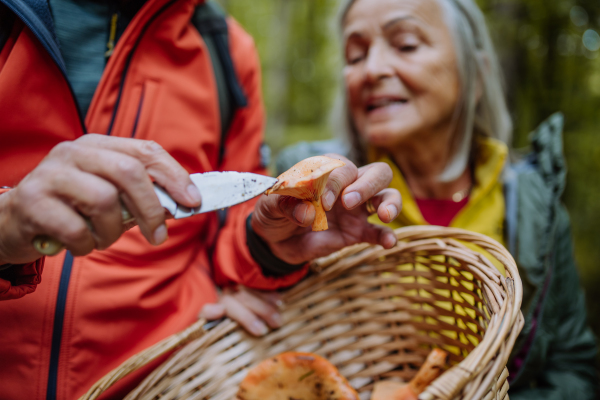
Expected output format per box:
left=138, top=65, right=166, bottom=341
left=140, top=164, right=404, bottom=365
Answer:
left=237, top=351, right=359, bottom=400
left=265, top=156, right=345, bottom=200
left=371, top=381, right=407, bottom=400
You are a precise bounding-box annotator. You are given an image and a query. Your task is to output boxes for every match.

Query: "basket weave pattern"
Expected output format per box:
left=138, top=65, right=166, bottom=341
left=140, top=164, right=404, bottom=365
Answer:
left=81, top=226, right=524, bottom=400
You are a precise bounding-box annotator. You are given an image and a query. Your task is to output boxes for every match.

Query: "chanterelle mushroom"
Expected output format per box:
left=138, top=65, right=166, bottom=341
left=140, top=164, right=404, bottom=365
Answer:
left=265, top=156, right=345, bottom=231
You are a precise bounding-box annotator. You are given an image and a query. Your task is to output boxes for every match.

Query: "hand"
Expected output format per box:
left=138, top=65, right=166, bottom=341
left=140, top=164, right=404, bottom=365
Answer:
left=199, top=286, right=283, bottom=337
left=251, top=154, right=401, bottom=264
left=0, top=135, right=202, bottom=264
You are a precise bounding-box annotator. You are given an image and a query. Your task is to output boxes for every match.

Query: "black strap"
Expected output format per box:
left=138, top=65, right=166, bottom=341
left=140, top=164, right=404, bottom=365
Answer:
left=0, top=4, right=15, bottom=54
left=192, top=1, right=248, bottom=167
left=245, top=214, right=307, bottom=278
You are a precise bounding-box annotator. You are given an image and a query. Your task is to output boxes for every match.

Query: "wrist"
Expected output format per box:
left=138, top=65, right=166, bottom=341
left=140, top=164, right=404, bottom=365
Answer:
left=246, top=214, right=305, bottom=277
left=249, top=212, right=290, bottom=263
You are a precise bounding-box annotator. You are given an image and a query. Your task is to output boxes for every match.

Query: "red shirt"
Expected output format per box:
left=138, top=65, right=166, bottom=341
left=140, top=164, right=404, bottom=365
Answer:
left=415, top=197, right=469, bottom=227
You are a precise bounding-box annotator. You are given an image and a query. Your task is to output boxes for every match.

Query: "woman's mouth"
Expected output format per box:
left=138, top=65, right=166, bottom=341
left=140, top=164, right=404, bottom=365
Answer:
left=365, top=97, right=408, bottom=114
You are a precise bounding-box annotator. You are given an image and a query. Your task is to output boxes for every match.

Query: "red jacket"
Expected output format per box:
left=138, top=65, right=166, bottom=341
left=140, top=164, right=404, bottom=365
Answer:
left=0, top=0, right=307, bottom=398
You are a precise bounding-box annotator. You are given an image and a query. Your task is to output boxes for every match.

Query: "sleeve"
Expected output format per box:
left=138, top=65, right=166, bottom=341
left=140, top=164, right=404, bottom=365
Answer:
left=0, top=259, right=45, bottom=300
left=510, top=205, right=598, bottom=400
left=210, top=19, right=309, bottom=290
left=0, top=187, right=46, bottom=300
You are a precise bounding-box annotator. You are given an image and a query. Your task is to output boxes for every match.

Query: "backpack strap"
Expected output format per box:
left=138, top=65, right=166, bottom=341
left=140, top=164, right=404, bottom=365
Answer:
left=0, top=4, right=15, bottom=54
left=192, top=1, right=248, bottom=166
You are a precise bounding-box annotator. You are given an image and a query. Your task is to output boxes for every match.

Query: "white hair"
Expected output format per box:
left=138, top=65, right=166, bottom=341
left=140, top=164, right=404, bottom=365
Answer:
left=338, top=0, right=513, bottom=181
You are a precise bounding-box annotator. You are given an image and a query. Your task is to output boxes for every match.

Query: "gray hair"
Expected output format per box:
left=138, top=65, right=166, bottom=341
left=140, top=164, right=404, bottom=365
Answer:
left=337, top=0, right=512, bottom=181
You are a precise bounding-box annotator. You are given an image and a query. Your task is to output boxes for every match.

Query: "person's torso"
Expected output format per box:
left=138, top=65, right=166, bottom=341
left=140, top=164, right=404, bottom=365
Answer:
left=0, top=0, right=253, bottom=397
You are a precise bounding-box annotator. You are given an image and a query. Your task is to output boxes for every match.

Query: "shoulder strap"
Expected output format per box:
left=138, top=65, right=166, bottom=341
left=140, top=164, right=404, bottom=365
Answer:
left=192, top=1, right=248, bottom=165
left=0, top=4, right=16, bottom=54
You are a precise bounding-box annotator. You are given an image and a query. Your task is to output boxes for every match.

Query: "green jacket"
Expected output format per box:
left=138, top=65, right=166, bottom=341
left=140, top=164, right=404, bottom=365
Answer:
left=276, top=113, right=598, bottom=399
left=504, top=113, right=597, bottom=399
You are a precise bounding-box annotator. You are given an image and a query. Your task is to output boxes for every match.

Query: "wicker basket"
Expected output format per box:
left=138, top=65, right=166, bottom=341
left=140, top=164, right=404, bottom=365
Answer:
left=81, top=226, right=524, bottom=400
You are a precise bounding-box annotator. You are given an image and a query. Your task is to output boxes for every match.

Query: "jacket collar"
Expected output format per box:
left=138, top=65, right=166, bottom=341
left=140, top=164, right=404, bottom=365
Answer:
left=378, top=137, right=508, bottom=227
left=0, top=0, right=65, bottom=73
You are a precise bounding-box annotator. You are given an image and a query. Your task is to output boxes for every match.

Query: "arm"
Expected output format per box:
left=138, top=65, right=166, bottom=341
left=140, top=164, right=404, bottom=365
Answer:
left=0, top=136, right=203, bottom=299
left=211, top=20, right=401, bottom=290
left=511, top=206, right=598, bottom=400
left=209, top=20, right=309, bottom=290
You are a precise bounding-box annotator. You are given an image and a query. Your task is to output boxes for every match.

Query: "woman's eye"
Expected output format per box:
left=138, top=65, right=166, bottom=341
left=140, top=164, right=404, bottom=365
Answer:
left=346, top=52, right=366, bottom=65
left=346, top=42, right=367, bottom=65
left=393, top=33, right=421, bottom=53
left=347, top=55, right=364, bottom=65
left=399, top=44, right=418, bottom=52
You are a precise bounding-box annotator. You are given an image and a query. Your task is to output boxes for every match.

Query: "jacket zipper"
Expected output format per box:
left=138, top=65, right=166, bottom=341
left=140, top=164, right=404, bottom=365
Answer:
left=46, top=251, right=74, bottom=400
left=131, top=83, right=146, bottom=138
left=107, top=0, right=178, bottom=136
left=44, top=2, right=178, bottom=398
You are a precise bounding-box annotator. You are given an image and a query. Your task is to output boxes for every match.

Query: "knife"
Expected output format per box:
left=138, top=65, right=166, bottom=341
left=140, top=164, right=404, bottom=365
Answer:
left=32, top=171, right=278, bottom=256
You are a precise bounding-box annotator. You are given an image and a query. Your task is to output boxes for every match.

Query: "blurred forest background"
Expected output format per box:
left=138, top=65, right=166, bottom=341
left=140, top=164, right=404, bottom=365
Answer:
left=217, top=0, right=600, bottom=340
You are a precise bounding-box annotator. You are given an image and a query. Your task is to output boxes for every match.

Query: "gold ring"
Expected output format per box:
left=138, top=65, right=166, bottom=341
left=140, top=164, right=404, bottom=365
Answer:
left=366, top=199, right=376, bottom=214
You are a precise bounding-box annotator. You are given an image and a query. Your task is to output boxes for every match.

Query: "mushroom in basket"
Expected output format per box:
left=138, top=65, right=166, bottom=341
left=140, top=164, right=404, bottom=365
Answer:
left=237, top=351, right=359, bottom=400
left=371, top=348, right=448, bottom=400
left=265, top=156, right=345, bottom=231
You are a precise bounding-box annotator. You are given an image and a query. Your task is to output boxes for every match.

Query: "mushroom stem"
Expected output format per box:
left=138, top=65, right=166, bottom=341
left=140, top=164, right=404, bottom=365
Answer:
left=305, top=197, right=327, bottom=231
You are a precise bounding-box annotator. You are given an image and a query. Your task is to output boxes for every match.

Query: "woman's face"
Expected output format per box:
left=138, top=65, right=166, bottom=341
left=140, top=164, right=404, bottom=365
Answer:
left=343, top=0, right=461, bottom=149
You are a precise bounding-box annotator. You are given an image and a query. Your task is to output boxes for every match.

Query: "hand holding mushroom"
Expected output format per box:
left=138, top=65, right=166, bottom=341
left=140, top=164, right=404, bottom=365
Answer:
left=251, top=155, right=402, bottom=265
left=265, top=156, right=346, bottom=231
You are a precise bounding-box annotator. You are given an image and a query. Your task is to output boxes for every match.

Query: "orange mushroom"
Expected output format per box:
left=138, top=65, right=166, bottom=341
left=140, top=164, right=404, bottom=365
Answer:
left=237, top=351, right=359, bottom=400
left=371, top=348, right=448, bottom=400
left=265, top=156, right=345, bottom=231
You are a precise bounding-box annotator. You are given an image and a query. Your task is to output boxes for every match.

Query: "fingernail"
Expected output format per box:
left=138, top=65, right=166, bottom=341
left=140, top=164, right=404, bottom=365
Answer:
left=384, top=232, right=397, bottom=249
left=322, top=191, right=336, bottom=211
left=251, top=320, right=269, bottom=336
left=386, top=205, right=399, bottom=220
left=153, top=224, right=168, bottom=245
left=343, top=192, right=362, bottom=209
left=199, top=304, right=224, bottom=320
left=275, top=299, right=284, bottom=309
left=187, top=184, right=202, bottom=205
left=294, top=203, right=309, bottom=224
left=271, top=313, right=283, bottom=328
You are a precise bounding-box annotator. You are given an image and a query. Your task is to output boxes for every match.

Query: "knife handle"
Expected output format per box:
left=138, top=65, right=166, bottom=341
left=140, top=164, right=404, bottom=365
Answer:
left=32, top=206, right=135, bottom=256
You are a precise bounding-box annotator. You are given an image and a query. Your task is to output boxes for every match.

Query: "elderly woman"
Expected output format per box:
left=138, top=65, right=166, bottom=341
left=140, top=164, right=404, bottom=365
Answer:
left=276, top=0, right=598, bottom=398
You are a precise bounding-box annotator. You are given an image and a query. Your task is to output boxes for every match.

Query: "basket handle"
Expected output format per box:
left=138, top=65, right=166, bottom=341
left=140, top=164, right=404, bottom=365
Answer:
left=78, top=318, right=208, bottom=400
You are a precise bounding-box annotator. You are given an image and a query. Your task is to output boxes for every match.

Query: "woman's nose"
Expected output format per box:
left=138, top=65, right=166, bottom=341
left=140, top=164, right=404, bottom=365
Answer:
left=364, top=41, right=394, bottom=83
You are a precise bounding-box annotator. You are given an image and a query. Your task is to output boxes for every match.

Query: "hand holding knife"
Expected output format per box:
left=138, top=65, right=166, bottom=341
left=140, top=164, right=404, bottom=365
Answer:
left=33, top=172, right=278, bottom=256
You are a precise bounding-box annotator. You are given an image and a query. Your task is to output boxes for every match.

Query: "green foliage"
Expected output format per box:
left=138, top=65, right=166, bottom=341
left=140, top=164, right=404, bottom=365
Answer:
left=217, top=0, right=339, bottom=151
left=220, top=0, right=600, bottom=341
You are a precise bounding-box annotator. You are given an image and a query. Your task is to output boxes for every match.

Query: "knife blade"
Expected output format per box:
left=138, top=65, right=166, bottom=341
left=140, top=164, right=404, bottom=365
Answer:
left=32, top=171, right=278, bottom=256
left=168, top=171, right=278, bottom=219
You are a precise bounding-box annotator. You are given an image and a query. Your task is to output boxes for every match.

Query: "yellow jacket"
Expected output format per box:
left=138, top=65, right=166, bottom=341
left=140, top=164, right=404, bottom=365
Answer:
left=372, top=138, right=508, bottom=274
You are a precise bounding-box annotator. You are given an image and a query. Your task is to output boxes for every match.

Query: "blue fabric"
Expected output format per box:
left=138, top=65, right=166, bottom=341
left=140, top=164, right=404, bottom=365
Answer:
left=48, top=0, right=145, bottom=116
left=49, top=0, right=111, bottom=116
left=19, top=0, right=55, bottom=40
left=0, top=0, right=66, bottom=73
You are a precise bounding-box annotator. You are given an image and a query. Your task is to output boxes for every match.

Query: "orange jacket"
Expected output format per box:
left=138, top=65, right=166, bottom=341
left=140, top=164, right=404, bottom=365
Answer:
left=0, top=0, right=307, bottom=398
